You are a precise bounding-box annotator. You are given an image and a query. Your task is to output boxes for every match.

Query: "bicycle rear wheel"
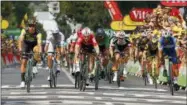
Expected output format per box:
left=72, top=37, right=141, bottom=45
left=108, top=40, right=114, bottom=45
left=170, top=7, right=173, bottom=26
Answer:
left=49, top=70, right=53, bottom=88
left=75, top=72, right=80, bottom=88
left=53, top=72, right=57, bottom=88
left=168, top=61, right=174, bottom=95
left=95, top=65, right=100, bottom=90
left=117, top=70, right=121, bottom=87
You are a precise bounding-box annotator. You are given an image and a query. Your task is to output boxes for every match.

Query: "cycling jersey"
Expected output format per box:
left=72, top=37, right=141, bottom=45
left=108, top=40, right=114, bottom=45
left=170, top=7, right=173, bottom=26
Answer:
left=96, top=35, right=110, bottom=53
left=76, top=33, right=98, bottom=46
left=159, top=36, right=178, bottom=64
left=20, top=29, right=42, bottom=45
left=19, top=28, right=42, bottom=58
left=110, top=37, right=130, bottom=52
left=146, top=41, right=159, bottom=56
left=136, top=37, right=149, bottom=51
left=46, top=30, right=65, bottom=52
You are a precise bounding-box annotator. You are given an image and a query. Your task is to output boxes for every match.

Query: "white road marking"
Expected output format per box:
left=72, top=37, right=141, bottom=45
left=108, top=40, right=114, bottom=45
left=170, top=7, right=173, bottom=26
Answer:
left=2, top=85, right=9, bottom=88
left=63, top=100, right=92, bottom=104
left=95, top=97, right=102, bottom=100
left=61, top=68, right=75, bottom=84
left=4, top=96, right=47, bottom=99
left=10, top=92, right=47, bottom=95
left=58, top=95, right=84, bottom=99
left=112, top=97, right=138, bottom=101
left=104, top=102, right=114, bottom=105
left=41, top=85, right=48, bottom=87
left=103, top=93, right=124, bottom=96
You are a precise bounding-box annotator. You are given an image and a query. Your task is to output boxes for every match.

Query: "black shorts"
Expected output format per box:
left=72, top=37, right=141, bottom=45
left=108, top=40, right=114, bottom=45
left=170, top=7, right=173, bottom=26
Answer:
left=99, top=45, right=106, bottom=53
left=22, top=41, right=37, bottom=59
left=81, top=44, right=94, bottom=53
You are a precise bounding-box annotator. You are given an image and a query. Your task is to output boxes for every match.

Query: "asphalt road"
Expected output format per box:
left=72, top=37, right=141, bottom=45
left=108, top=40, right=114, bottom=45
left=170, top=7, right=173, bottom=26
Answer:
left=1, top=64, right=187, bottom=105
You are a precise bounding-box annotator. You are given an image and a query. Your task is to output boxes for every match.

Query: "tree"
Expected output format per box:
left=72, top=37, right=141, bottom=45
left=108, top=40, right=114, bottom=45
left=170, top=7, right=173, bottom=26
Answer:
left=1, top=1, right=14, bottom=18
left=59, top=1, right=110, bottom=30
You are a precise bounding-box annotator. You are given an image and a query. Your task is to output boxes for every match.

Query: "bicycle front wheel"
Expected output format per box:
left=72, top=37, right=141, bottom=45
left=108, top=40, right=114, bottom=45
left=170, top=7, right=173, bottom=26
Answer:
left=95, top=66, right=100, bottom=90
left=25, top=60, right=32, bottom=93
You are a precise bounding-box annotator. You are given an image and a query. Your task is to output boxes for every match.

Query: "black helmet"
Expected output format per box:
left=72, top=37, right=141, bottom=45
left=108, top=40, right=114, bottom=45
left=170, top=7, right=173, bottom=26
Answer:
left=27, top=19, right=36, bottom=25
left=96, top=28, right=106, bottom=36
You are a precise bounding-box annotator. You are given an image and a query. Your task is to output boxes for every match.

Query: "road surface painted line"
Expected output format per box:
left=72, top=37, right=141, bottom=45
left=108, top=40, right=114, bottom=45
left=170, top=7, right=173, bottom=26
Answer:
left=143, top=99, right=186, bottom=104
left=112, top=97, right=138, bottom=101
left=63, top=100, right=92, bottom=104
left=4, top=96, right=47, bottom=99
left=2, top=85, right=9, bottom=88
left=41, top=85, right=49, bottom=87
left=61, top=68, right=75, bottom=84
left=10, top=92, right=47, bottom=95
left=95, top=97, right=102, bottom=100
left=104, top=102, right=114, bottom=105
left=58, top=95, right=84, bottom=99
left=103, top=93, right=124, bottom=96
left=1, top=84, right=168, bottom=92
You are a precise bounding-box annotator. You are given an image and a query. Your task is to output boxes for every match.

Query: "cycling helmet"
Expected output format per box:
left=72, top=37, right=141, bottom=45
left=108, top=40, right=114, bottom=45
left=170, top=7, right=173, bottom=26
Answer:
left=27, top=19, right=36, bottom=25
left=81, top=27, right=91, bottom=36
left=152, top=36, right=158, bottom=43
left=96, top=28, right=106, bottom=36
left=116, top=31, right=125, bottom=38
left=162, top=29, right=172, bottom=38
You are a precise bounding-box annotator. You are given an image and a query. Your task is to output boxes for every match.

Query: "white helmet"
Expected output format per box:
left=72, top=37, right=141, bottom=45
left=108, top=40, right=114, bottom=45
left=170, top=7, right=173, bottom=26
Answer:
left=116, top=31, right=125, bottom=38
left=52, top=29, right=59, bottom=34
left=162, top=29, right=172, bottom=37
left=81, top=27, right=91, bottom=36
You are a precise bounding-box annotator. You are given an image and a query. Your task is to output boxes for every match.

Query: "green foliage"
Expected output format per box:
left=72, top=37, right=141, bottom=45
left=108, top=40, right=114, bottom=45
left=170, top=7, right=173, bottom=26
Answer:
left=36, top=23, right=46, bottom=40
left=1, top=1, right=14, bottom=18
left=59, top=1, right=110, bottom=31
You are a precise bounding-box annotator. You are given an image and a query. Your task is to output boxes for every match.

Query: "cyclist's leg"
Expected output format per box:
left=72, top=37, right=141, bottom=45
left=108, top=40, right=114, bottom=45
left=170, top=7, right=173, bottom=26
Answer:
left=46, top=42, right=55, bottom=80
left=112, top=51, right=120, bottom=81
left=20, top=42, right=35, bottom=87
left=32, top=45, right=41, bottom=74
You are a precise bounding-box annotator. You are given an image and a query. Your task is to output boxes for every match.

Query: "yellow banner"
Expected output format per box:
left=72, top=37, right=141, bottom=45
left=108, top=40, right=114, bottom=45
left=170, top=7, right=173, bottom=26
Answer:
left=123, top=15, right=145, bottom=26
left=110, top=21, right=136, bottom=31
left=1, top=20, right=9, bottom=29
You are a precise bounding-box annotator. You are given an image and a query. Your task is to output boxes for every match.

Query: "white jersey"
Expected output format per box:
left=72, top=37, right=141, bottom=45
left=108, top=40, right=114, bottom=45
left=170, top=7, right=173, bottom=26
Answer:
left=46, top=30, right=65, bottom=52
left=46, top=30, right=65, bottom=46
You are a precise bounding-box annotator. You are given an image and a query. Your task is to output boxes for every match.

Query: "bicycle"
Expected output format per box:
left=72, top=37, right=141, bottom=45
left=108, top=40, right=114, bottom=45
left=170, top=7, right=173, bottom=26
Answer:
left=94, top=56, right=102, bottom=90
left=79, top=52, right=89, bottom=91
left=149, top=56, right=158, bottom=89
left=48, top=52, right=59, bottom=88
left=22, top=52, right=36, bottom=93
left=106, top=58, right=114, bottom=84
left=142, top=52, right=148, bottom=86
left=116, top=52, right=128, bottom=87
left=164, top=55, right=174, bottom=95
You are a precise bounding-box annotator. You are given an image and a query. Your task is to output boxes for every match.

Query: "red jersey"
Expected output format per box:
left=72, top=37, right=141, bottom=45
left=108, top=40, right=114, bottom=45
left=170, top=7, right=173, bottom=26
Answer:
left=76, top=32, right=98, bottom=46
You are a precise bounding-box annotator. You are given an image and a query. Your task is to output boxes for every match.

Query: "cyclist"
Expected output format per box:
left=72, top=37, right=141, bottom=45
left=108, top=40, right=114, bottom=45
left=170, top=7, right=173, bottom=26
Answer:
left=18, top=19, right=42, bottom=88
left=145, top=35, right=160, bottom=84
left=95, top=28, right=110, bottom=79
left=45, top=29, right=65, bottom=81
left=109, top=31, right=130, bottom=81
left=74, top=27, right=100, bottom=85
left=158, top=29, right=180, bottom=90
left=135, top=32, right=150, bottom=81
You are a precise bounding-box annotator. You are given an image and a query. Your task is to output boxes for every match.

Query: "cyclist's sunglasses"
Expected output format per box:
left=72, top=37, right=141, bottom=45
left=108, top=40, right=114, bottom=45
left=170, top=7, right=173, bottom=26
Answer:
left=28, top=24, right=35, bottom=27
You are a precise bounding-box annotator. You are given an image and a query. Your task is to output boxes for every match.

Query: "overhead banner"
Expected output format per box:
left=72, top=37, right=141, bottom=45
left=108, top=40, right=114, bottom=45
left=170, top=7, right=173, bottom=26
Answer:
left=104, top=1, right=123, bottom=21
left=123, top=15, right=145, bottom=26
left=129, top=8, right=153, bottom=22
left=161, top=0, right=187, bottom=7
left=110, top=21, right=136, bottom=31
